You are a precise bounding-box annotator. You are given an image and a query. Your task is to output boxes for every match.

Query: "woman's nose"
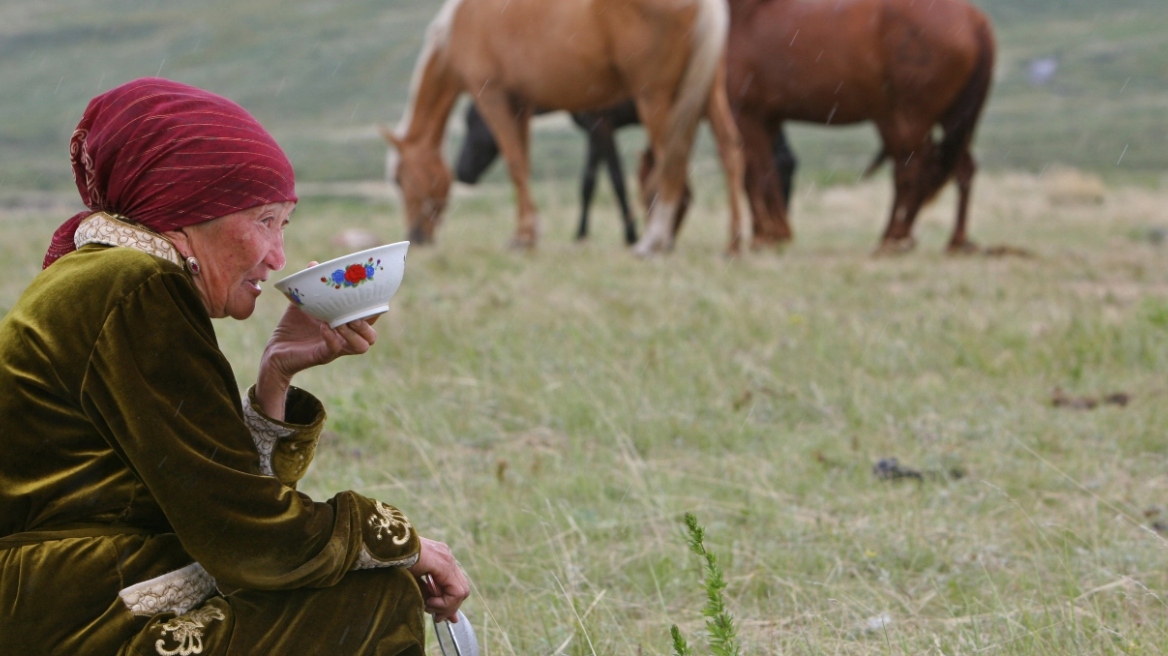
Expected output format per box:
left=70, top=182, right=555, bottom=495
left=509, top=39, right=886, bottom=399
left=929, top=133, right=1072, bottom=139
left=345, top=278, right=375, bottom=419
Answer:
left=266, top=240, right=286, bottom=272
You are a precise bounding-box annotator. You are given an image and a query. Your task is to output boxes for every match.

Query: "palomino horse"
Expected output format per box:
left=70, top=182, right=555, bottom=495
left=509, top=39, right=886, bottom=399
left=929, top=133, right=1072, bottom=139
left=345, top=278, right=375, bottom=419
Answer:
left=726, top=0, right=995, bottom=252
left=381, top=0, right=758, bottom=255
left=455, top=101, right=798, bottom=246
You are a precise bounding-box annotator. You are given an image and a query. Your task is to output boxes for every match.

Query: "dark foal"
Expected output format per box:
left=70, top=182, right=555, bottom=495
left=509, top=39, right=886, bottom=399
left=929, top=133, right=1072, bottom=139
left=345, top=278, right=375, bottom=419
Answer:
left=455, top=101, right=796, bottom=245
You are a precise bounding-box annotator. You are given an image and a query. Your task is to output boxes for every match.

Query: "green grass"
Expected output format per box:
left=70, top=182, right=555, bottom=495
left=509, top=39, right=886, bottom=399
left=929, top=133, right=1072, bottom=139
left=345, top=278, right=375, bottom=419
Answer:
left=5, top=172, right=1168, bottom=653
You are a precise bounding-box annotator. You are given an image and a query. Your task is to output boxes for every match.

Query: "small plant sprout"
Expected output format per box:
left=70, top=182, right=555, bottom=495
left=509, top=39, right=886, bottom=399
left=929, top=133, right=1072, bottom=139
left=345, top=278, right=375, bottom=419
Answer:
left=670, top=513, right=741, bottom=656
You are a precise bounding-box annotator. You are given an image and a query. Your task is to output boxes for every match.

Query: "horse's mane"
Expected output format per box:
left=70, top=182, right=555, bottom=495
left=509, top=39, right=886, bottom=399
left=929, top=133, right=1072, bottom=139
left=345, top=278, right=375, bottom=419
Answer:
left=386, top=0, right=467, bottom=186
left=395, top=0, right=466, bottom=140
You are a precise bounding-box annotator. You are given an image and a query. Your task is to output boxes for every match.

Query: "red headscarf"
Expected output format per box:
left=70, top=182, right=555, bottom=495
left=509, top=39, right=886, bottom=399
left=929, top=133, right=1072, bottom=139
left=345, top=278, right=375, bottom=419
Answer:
left=44, top=77, right=298, bottom=268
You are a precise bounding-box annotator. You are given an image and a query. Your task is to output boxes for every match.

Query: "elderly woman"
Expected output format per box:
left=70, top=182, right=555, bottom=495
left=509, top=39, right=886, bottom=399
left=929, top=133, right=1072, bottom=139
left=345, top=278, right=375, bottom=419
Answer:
left=0, top=78, right=468, bottom=655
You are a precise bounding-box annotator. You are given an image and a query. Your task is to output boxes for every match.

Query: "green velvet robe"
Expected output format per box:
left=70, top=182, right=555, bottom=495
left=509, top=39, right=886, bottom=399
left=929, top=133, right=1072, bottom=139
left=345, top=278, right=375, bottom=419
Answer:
left=0, top=245, right=424, bottom=655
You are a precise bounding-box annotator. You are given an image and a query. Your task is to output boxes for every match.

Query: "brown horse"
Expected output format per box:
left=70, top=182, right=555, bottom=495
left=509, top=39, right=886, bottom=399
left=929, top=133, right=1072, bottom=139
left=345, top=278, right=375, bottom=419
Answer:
left=380, top=0, right=757, bottom=256
left=726, top=0, right=995, bottom=252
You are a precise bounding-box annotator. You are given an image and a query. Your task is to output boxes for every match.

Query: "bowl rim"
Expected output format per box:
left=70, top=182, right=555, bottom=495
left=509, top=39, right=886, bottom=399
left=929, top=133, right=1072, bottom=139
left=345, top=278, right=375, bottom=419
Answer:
left=275, top=241, right=409, bottom=288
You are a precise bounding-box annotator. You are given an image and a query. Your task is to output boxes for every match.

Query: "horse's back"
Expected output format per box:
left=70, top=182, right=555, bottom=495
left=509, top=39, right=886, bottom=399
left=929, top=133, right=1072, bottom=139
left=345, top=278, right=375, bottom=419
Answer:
left=441, top=0, right=611, bottom=108
left=730, top=0, right=990, bottom=124
left=443, top=0, right=712, bottom=111
left=875, top=0, right=992, bottom=120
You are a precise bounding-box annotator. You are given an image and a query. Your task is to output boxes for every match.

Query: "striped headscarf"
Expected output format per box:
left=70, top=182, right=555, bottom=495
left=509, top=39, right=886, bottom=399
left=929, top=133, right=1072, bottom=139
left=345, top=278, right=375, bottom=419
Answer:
left=44, top=77, right=297, bottom=268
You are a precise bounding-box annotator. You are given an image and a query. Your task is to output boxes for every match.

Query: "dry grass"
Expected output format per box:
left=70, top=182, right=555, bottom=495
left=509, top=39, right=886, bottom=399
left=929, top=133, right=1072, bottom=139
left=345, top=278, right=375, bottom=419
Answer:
left=4, top=172, right=1168, bottom=654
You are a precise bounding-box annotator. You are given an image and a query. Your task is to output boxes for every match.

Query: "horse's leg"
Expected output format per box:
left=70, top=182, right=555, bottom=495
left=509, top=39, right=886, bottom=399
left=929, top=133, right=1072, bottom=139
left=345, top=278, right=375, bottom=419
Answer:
left=637, top=147, right=692, bottom=239
left=946, top=150, right=979, bottom=253
left=596, top=120, right=639, bottom=245
left=577, top=128, right=605, bottom=242
left=632, top=96, right=691, bottom=256
left=876, top=160, right=920, bottom=254
left=772, top=127, right=797, bottom=212
left=474, top=92, right=540, bottom=248
left=704, top=62, right=753, bottom=254
left=739, top=117, right=791, bottom=249
left=874, top=123, right=932, bottom=254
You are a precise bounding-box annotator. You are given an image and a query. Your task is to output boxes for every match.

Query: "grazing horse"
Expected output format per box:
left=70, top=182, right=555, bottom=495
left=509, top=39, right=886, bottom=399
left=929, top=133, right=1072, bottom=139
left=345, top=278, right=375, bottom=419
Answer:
left=455, top=101, right=798, bottom=246
left=381, top=0, right=756, bottom=256
left=726, top=0, right=995, bottom=252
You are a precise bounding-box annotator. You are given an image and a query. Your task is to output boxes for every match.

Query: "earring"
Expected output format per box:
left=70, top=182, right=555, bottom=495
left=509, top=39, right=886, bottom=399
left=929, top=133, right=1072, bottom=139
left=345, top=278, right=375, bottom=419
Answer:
left=185, top=256, right=201, bottom=275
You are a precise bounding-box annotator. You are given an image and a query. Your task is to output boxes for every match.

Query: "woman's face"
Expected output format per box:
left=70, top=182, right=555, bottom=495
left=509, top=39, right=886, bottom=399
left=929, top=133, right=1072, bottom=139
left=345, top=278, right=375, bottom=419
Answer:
left=166, top=202, right=294, bottom=320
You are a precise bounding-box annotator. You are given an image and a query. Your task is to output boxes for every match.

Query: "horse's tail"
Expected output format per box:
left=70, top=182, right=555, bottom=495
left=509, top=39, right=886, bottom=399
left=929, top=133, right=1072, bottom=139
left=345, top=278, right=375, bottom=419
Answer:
left=928, top=11, right=995, bottom=195
left=658, top=0, right=729, bottom=173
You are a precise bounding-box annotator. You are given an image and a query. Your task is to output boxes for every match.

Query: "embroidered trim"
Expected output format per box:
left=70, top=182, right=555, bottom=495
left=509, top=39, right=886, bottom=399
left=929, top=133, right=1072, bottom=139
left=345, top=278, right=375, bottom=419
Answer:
left=72, top=128, right=103, bottom=209
left=155, top=605, right=226, bottom=656
left=369, top=500, right=413, bottom=546
left=241, top=392, right=293, bottom=477
left=74, top=212, right=182, bottom=265
left=119, top=562, right=217, bottom=618
left=353, top=544, right=420, bottom=571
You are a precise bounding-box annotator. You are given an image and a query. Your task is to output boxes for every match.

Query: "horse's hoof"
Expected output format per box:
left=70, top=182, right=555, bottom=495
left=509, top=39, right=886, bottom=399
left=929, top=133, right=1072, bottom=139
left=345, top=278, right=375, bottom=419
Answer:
left=750, top=234, right=788, bottom=252
left=632, top=240, right=670, bottom=258
left=873, top=237, right=917, bottom=256
left=752, top=223, right=793, bottom=244
left=945, top=240, right=979, bottom=255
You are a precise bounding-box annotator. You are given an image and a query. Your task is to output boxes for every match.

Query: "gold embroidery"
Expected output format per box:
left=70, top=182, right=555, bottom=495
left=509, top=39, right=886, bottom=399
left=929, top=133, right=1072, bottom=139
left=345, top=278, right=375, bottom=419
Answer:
left=74, top=212, right=182, bottom=266
left=119, top=562, right=216, bottom=617
left=71, top=128, right=103, bottom=208
left=353, top=544, right=420, bottom=570
left=369, top=500, right=413, bottom=546
left=154, top=605, right=225, bottom=656
left=241, top=388, right=293, bottom=477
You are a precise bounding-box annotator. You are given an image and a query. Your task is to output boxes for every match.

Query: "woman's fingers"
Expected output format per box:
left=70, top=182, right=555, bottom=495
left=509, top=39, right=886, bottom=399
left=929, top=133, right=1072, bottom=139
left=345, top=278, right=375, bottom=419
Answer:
left=332, top=321, right=376, bottom=354
left=410, top=538, right=471, bottom=621
left=318, top=323, right=346, bottom=353
left=428, top=560, right=469, bottom=621
left=345, top=318, right=378, bottom=345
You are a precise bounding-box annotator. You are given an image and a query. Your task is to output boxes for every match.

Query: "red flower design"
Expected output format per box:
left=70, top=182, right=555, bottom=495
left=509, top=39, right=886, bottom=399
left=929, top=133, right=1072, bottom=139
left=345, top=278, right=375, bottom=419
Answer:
left=344, top=264, right=367, bottom=283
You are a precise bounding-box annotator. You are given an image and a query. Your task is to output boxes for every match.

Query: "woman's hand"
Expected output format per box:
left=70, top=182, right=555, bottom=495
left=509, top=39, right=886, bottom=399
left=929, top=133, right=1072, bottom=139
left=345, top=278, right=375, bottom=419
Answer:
left=408, top=537, right=470, bottom=623
left=255, top=265, right=381, bottom=419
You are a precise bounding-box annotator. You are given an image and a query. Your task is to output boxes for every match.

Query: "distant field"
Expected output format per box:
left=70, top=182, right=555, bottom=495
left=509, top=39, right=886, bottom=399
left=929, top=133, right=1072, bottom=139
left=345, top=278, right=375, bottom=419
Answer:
left=0, top=0, right=1165, bottom=194
left=4, top=170, right=1168, bottom=654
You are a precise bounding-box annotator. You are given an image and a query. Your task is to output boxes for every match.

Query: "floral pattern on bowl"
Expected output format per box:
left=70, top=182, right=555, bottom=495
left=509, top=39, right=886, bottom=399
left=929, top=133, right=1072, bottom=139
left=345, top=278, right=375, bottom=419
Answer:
left=274, top=242, right=408, bottom=329
left=283, top=287, right=305, bottom=306
left=321, top=258, right=382, bottom=289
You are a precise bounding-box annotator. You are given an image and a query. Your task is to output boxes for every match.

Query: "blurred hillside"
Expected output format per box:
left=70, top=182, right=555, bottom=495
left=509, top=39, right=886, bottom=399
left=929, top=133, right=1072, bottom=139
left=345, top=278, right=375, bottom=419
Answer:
left=0, top=0, right=1165, bottom=193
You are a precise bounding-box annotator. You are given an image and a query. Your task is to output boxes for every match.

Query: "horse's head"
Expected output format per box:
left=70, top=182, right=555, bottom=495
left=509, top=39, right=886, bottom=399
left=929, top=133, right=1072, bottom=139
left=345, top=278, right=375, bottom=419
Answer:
left=380, top=125, right=451, bottom=245
left=454, top=104, right=501, bottom=185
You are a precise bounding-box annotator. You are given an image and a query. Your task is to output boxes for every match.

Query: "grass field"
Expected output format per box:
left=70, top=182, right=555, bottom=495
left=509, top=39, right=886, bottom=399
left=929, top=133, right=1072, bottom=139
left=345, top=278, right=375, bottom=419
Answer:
left=5, top=171, right=1168, bottom=654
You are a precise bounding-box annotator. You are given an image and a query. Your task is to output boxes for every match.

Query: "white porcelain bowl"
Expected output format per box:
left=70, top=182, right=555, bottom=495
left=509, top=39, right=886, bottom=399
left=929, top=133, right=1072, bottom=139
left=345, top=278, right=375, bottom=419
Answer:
left=274, top=242, right=409, bottom=328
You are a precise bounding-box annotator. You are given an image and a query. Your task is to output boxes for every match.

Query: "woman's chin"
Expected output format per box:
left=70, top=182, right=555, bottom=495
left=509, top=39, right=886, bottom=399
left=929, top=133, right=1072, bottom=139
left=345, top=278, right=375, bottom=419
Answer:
left=225, top=299, right=259, bottom=321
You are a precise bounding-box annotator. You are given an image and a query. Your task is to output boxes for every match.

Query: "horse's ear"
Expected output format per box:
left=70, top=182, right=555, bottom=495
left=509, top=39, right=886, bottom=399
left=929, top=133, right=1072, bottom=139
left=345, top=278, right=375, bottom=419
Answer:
left=378, top=124, right=402, bottom=150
